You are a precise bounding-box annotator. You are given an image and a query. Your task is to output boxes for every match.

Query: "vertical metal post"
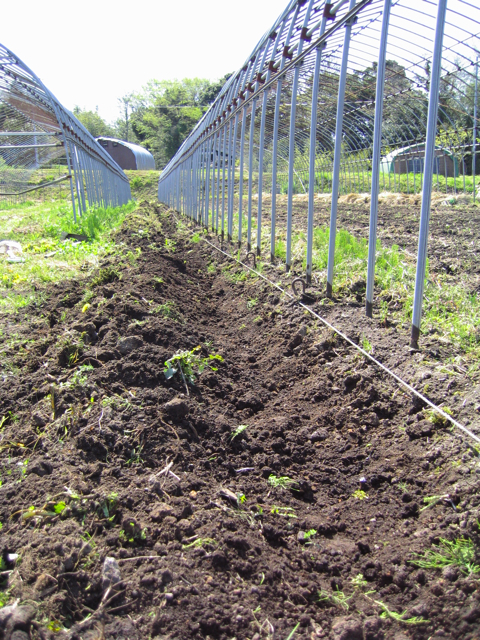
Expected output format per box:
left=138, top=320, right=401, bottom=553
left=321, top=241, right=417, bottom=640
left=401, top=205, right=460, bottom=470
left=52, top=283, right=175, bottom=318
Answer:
left=228, top=113, right=239, bottom=242
left=473, top=55, right=478, bottom=202
left=306, top=16, right=329, bottom=282
left=257, top=90, right=269, bottom=256
left=410, top=0, right=448, bottom=349
left=216, top=128, right=222, bottom=233
left=238, top=111, right=247, bottom=246
left=326, top=0, right=357, bottom=296
left=211, top=130, right=218, bottom=231
left=204, top=138, right=211, bottom=227
left=270, top=5, right=302, bottom=261
left=365, top=0, right=392, bottom=317
left=286, top=0, right=316, bottom=270
left=221, top=124, right=228, bottom=239
left=247, top=98, right=257, bottom=251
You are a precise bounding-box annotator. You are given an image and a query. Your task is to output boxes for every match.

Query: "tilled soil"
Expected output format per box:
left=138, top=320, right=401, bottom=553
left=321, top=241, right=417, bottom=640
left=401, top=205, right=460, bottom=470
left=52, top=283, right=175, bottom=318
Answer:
left=1, top=201, right=480, bottom=640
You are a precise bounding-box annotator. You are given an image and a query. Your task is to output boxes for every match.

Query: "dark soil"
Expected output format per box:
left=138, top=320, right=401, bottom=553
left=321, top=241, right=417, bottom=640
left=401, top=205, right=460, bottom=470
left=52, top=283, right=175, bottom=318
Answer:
left=1, top=201, right=480, bottom=640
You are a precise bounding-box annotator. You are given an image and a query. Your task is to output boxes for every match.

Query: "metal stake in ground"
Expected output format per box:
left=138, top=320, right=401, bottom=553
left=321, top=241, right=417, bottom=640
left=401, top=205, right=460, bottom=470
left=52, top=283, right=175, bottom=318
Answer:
left=410, top=0, right=448, bottom=350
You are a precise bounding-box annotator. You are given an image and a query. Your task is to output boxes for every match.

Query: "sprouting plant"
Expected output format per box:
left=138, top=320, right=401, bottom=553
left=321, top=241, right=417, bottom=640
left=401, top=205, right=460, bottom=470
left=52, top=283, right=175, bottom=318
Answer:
left=411, top=537, right=480, bottom=575
left=126, top=445, right=144, bottom=467
left=164, top=238, right=176, bottom=253
left=247, top=297, right=258, bottom=309
left=351, top=573, right=369, bottom=590
left=353, top=489, right=368, bottom=500
left=375, top=600, right=429, bottom=625
left=230, top=424, right=248, bottom=441
left=183, top=537, right=216, bottom=549
left=318, top=587, right=352, bottom=611
left=164, top=346, right=224, bottom=395
left=238, top=493, right=247, bottom=504
left=271, top=505, right=297, bottom=518
left=362, top=337, right=372, bottom=353
left=66, top=364, right=94, bottom=388
left=424, top=406, right=453, bottom=427
left=268, top=474, right=298, bottom=490
left=53, top=501, right=66, bottom=514
left=420, top=494, right=450, bottom=512
left=303, top=529, right=317, bottom=540
left=397, top=481, right=409, bottom=492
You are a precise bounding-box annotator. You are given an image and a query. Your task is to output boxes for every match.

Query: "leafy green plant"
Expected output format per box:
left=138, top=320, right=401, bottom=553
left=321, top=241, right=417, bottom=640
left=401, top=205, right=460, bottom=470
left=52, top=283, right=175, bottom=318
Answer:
left=420, top=494, right=450, bottom=512
left=230, top=424, right=248, bottom=441
left=183, top=537, right=216, bottom=549
left=271, top=505, right=297, bottom=518
left=411, top=537, right=480, bottom=575
left=164, top=346, right=223, bottom=395
left=303, top=529, right=317, bottom=541
left=351, top=573, right=369, bottom=590
left=353, top=489, right=368, bottom=500
left=268, top=474, right=298, bottom=490
left=318, top=587, right=352, bottom=611
left=247, top=297, right=258, bottom=309
left=66, top=364, right=94, bottom=388
left=375, top=600, right=429, bottom=625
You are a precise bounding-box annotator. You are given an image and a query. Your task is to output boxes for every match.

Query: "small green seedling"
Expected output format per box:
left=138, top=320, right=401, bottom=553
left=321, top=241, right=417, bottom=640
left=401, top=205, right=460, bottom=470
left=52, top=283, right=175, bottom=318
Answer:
left=375, top=600, right=429, bottom=625
left=182, top=537, right=216, bottom=549
left=268, top=474, right=298, bottom=490
left=271, top=505, right=297, bottom=518
left=230, top=424, right=248, bottom=441
left=164, top=346, right=223, bottom=395
left=353, top=489, right=368, bottom=500
left=420, top=494, right=450, bottom=511
left=411, top=537, right=479, bottom=575
left=318, top=587, right=352, bottom=611
left=303, top=529, right=317, bottom=540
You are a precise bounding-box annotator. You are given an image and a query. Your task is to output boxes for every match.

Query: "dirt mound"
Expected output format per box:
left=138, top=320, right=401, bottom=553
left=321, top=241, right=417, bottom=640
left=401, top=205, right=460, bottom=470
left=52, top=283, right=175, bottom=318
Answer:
left=0, top=202, right=479, bottom=639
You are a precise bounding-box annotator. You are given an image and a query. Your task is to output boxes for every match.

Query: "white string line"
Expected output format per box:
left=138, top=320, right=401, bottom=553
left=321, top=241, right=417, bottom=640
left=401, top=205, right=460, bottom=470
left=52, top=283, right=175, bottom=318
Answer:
left=202, top=236, right=480, bottom=447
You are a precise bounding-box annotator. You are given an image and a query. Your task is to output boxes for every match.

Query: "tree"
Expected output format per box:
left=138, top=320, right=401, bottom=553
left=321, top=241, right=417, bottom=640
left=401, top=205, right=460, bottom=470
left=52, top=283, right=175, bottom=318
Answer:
left=73, top=106, right=114, bottom=138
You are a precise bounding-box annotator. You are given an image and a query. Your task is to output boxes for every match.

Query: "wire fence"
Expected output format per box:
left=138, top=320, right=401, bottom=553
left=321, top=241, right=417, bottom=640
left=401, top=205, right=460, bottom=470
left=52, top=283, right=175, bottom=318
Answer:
left=0, top=43, right=131, bottom=218
left=158, top=0, right=480, bottom=348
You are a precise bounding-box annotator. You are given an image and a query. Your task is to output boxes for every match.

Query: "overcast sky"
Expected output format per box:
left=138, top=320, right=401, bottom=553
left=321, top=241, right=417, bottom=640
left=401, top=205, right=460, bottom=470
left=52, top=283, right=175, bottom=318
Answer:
left=3, top=0, right=288, bottom=124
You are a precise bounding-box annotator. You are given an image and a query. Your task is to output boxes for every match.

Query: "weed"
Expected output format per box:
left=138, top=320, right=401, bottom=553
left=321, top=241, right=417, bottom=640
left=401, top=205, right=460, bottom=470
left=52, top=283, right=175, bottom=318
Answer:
left=66, top=364, right=94, bottom=388
left=182, top=537, right=216, bottom=549
left=397, top=481, right=409, bottom=492
left=424, top=406, right=453, bottom=427
left=230, top=424, right=248, bottom=441
left=247, top=297, right=258, bottom=309
left=420, top=494, right=450, bottom=512
left=362, top=337, right=372, bottom=353
left=151, top=300, right=181, bottom=321
left=285, top=622, right=300, bottom=640
left=268, top=474, right=298, bottom=490
left=126, top=445, right=144, bottom=467
left=164, top=346, right=223, bottom=395
left=164, top=238, right=176, bottom=253
left=351, top=573, right=369, bottom=590
left=271, top=506, right=297, bottom=518
left=375, top=600, right=429, bottom=625
left=303, top=529, right=317, bottom=541
left=318, top=587, right=352, bottom=611
left=90, top=266, right=120, bottom=286
left=411, top=537, right=480, bottom=575
left=353, top=489, right=368, bottom=500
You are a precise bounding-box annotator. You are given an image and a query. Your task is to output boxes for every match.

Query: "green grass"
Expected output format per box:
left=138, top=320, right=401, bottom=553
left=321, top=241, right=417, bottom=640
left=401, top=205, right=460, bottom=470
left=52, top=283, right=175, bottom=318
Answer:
left=411, top=537, right=480, bottom=575
left=0, top=199, right=136, bottom=313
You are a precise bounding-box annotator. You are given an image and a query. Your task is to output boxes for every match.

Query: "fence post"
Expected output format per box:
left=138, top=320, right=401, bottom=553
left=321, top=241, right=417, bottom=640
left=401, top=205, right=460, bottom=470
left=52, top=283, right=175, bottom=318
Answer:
left=286, top=0, right=317, bottom=271
left=410, top=0, right=448, bottom=349
left=473, top=54, right=478, bottom=203
left=326, top=0, right=357, bottom=296
left=365, top=0, right=392, bottom=317
left=247, top=97, right=258, bottom=252
left=306, top=16, right=329, bottom=283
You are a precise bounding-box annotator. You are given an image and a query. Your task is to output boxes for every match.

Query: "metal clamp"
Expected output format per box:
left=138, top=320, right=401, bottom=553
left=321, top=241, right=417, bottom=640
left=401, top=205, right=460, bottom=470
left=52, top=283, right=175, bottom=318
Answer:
left=244, top=251, right=257, bottom=268
left=291, top=278, right=306, bottom=297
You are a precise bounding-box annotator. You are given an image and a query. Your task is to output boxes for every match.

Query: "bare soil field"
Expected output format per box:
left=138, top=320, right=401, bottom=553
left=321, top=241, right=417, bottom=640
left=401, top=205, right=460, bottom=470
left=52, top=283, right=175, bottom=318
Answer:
left=1, top=199, right=480, bottom=640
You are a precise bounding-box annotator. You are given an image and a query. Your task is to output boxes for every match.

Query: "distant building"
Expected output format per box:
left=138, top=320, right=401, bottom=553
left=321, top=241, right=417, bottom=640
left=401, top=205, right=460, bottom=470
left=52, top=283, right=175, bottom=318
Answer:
left=96, top=137, right=155, bottom=171
left=380, top=144, right=458, bottom=178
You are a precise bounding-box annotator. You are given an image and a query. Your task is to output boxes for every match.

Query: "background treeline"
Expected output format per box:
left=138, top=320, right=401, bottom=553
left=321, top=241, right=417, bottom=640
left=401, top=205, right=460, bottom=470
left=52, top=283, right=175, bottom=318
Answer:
left=73, top=75, right=231, bottom=169
left=74, top=58, right=479, bottom=172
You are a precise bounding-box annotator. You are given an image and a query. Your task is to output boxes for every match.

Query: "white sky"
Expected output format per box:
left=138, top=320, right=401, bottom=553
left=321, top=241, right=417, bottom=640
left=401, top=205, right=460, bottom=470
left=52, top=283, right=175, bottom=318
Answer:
left=2, top=0, right=288, bottom=125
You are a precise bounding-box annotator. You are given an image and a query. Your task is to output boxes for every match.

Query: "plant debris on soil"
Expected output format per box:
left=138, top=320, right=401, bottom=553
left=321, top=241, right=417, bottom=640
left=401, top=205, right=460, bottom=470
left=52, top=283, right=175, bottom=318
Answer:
left=1, top=200, right=480, bottom=640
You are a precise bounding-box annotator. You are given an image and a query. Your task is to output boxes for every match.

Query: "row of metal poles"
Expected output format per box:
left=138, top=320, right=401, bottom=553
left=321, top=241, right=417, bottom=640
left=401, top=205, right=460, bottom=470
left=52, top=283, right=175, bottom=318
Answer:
left=159, top=0, right=476, bottom=349
left=0, top=42, right=132, bottom=220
